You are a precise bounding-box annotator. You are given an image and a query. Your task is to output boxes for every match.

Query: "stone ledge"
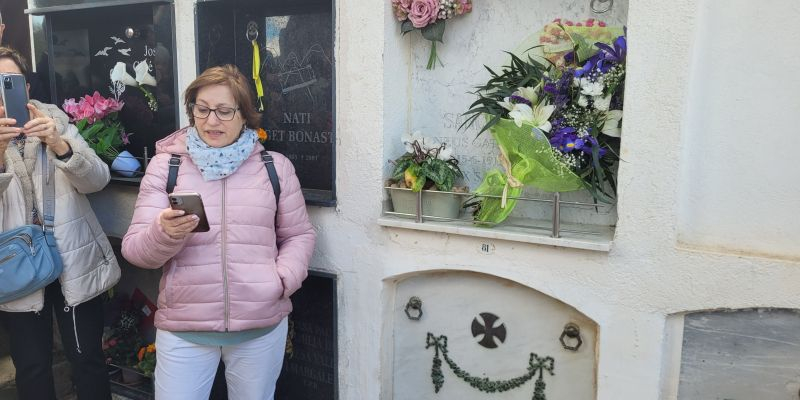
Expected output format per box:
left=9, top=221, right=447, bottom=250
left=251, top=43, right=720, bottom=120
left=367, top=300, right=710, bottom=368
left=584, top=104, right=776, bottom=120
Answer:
left=377, top=215, right=614, bottom=252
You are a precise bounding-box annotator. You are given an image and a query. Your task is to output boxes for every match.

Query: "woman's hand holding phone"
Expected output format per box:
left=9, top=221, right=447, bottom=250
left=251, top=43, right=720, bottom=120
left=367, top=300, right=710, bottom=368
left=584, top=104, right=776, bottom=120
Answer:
left=159, top=208, right=200, bottom=240
left=0, top=105, right=23, bottom=163
left=0, top=105, right=22, bottom=143
left=22, top=104, right=70, bottom=157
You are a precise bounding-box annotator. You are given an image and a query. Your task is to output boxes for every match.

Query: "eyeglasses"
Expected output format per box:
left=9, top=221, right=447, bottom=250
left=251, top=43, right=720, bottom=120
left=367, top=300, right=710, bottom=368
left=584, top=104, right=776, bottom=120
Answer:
left=189, top=103, right=239, bottom=121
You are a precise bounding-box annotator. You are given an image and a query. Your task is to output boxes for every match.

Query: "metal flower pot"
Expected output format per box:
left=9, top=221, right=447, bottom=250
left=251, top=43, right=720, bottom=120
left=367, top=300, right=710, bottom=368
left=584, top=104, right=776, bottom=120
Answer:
left=387, top=187, right=464, bottom=219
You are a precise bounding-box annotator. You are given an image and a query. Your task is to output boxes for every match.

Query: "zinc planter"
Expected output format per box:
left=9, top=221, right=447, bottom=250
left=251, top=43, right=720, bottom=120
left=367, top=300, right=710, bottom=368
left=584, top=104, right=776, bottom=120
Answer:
left=387, top=187, right=464, bottom=219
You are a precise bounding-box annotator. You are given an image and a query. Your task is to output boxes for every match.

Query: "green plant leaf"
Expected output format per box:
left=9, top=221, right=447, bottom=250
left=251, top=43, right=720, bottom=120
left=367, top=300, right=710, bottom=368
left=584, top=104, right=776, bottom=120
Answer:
left=421, top=20, right=446, bottom=43
left=401, top=20, right=415, bottom=34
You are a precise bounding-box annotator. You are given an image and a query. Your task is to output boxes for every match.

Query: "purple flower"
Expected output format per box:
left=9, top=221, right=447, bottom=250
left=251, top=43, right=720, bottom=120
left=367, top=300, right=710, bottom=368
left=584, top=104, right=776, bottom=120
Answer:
left=543, top=74, right=572, bottom=110
left=596, top=35, right=627, bottom=64
left=509, top=94, right=532, bottom=107
left=574, top=60, right=595, bottom=77
left=121, top=130, right=131, bottom=145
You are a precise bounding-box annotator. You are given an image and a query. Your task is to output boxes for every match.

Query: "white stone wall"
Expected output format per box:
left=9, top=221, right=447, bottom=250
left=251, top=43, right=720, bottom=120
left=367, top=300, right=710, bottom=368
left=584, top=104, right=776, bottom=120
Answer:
left=86, top=0, right=800, bottom=399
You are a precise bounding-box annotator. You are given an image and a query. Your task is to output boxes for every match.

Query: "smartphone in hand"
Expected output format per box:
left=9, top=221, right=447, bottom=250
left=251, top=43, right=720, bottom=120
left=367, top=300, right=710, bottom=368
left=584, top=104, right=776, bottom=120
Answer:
left=0, top=74, right=30, bottom=129
left=168, top=192, right=211, bottom=232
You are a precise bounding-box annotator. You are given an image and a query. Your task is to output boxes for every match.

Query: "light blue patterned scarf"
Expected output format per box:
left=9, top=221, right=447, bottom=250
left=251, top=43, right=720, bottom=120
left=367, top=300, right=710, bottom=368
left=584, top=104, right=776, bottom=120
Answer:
left=186, top=126, right=258, bottom=181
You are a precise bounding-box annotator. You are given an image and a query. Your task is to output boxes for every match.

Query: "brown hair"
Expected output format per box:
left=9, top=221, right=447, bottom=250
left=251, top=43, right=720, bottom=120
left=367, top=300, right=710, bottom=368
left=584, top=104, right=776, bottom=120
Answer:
left=183, top=64, right=261, bottom=128
left=0, top=46, right=29, bottom=76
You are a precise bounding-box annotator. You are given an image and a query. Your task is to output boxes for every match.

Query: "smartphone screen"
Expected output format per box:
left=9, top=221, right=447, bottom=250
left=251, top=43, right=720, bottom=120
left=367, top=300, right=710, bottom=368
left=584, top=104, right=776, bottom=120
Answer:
left=0, top=74, right=30, bottom=129
left=168, top=192, right=211, bottom=232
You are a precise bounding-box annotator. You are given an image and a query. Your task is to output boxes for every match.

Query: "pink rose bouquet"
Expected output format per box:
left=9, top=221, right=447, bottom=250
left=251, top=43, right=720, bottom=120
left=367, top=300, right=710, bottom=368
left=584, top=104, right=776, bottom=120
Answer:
left=62, top=91, right=131, bottom=162
left=392, top=0, right=473, bottom=69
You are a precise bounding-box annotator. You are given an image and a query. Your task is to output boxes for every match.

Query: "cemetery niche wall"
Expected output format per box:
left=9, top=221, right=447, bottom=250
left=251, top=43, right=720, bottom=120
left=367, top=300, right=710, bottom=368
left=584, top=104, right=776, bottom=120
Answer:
left=391, top=271, right=598, bottom=400
left=27, top=0, right=177, bottom=180
left=197, top=0, right=335, bottom=205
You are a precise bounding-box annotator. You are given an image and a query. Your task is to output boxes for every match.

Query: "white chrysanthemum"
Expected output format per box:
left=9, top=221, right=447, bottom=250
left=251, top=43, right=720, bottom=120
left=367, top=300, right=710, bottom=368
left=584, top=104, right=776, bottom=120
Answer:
left=579, top=79, right=604, bottom=97
left=593, top=94, right=612, bottom=111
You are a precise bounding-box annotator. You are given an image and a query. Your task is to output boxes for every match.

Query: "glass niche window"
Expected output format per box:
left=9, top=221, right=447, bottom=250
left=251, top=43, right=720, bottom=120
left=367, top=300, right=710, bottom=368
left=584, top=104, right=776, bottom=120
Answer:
left=197, top=0, right=335, bottom=206
left=31, top=2, right=177, bottom=181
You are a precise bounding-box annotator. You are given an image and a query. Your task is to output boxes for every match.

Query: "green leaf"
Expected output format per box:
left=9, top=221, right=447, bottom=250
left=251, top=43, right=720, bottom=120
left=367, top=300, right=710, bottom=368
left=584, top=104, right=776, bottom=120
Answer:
left=401, top=20, right=415, bottom=35
left=391, top=158, right=414, bottom=181
left=569, top=31, right=598, bottom=63
left=81, top=122, right=104, bottom=140
left=421, top=20, right=446, bottom=43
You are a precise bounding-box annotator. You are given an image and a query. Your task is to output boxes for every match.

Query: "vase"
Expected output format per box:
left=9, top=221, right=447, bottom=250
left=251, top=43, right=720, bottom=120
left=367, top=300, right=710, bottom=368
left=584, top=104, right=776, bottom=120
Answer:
left=387, top=187, right=464, bottom=219
left=111, top=150, right=141, bottom=177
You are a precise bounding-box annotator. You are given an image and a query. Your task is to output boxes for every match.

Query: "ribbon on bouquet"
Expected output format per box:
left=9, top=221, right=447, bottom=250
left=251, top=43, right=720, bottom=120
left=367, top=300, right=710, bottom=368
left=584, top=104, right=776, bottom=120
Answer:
left=498, top=150, right=523, bottom=209
left=252, top=40, right=265, bottom=112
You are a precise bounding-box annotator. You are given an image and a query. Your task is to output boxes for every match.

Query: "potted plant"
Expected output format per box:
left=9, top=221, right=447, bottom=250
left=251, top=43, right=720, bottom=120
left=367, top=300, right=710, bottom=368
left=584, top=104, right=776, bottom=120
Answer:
left=386, top=131, right=468, bottom=219
left=62, top=91, right=140, bottom=177
left=136, top=343, right=156, bottom=378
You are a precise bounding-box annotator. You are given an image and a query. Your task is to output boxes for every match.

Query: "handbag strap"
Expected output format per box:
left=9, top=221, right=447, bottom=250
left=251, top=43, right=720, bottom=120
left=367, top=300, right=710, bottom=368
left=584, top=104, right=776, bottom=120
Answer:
left=40, top=143, right=56, bottom=239
left=260, top=151, right=281, bottom=203
left=166, top=154, right=181, bottom=194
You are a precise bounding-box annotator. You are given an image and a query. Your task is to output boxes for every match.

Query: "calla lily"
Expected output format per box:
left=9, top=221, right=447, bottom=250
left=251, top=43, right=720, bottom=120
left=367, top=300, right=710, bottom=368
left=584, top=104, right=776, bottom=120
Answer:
left=110, top=62, right=137, bottom=87
left=134, top=60, right=157, bottom=87
left=602, top=110, right=623, bottom=137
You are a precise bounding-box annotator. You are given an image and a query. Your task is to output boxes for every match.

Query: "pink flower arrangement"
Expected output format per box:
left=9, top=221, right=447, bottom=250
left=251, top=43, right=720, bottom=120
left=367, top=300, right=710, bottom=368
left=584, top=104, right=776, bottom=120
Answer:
left=392, top=0, right=473, bottom=69
left=62, top=92, right=129, bottom=161
left=62, top=91, right=124, bottom=124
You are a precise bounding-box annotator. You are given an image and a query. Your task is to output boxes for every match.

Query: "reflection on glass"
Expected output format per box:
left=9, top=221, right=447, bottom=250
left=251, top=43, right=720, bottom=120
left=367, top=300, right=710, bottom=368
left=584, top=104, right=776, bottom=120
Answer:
left=46, top=4, right=176, bottom=164
left=196, top=1, right=335, bottom=203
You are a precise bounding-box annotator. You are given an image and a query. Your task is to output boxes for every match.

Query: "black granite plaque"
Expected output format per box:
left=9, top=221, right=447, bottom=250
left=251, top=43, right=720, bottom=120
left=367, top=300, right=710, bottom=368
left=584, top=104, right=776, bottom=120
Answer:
left=43, top=3, right=176, bottom=162
left=275, top=270, right=337, bottom=400
left=208, top=270, right=338, bottom=400
left=197, top=0, right=335, bottom=205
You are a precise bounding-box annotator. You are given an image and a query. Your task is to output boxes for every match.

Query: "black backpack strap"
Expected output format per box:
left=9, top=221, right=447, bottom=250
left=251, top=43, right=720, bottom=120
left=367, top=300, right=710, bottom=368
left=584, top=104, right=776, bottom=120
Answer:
left=261, top=151, right=281, bottom=202
left=166, top=154, right=181, bottom=194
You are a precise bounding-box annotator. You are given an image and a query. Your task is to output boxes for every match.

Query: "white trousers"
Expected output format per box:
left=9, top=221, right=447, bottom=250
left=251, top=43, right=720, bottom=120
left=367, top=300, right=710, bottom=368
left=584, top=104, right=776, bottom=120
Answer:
left=154, top=318, right=288, bottom=400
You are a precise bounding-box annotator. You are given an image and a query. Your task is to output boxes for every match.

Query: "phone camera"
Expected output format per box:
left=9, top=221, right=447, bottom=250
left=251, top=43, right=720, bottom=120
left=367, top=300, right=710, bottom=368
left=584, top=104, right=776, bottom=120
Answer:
left=2, top=77, right=11, bottom=90
left=170, top=198, right=180, bottom=205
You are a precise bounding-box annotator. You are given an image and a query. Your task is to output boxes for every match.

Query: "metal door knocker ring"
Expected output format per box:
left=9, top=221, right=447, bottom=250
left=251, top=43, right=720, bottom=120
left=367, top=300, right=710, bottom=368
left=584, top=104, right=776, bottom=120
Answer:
left=405, top=296, right=423, bottom=320
left=590, top=0, right=613, bottom=13
left=559, top=323, right=583, bottom=351
left=246, top=21, right=259, bottom=42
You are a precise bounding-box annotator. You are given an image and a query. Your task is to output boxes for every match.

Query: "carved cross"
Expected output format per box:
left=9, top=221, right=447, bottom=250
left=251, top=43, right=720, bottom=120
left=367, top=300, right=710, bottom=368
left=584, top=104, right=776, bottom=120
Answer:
left=471, top=312, right=506, bottom=348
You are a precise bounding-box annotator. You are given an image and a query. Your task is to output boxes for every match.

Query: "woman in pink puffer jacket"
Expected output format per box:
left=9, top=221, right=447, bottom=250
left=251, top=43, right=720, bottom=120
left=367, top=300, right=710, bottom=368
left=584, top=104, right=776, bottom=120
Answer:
left=122, top=65, right=315, bottom=400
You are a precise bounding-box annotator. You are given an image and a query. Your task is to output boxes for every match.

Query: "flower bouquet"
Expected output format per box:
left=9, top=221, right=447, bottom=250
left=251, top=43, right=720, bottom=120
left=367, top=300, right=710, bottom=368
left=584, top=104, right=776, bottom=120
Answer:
left=391, top=0, right=473, bottom=69
left=62, top=91, right=130, bottom=162
left=462, top=19, right=626, bottom=224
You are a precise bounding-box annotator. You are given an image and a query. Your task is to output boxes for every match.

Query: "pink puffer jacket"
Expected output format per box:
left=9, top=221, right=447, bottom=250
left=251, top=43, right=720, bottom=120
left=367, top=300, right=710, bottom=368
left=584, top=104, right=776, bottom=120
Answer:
left=121, top=128, right=315, bottom=332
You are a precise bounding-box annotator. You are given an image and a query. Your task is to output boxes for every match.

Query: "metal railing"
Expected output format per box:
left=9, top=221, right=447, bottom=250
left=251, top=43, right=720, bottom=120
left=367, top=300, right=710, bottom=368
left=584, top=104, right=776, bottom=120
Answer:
left=383, top=187, right=615, bottom=238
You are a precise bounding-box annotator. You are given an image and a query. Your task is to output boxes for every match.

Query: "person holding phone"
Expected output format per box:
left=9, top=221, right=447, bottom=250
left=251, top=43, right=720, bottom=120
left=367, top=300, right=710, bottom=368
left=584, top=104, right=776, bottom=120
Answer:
left=122, top=65, right=315, bottom=400
left=0, top=46, right=120, bottom=400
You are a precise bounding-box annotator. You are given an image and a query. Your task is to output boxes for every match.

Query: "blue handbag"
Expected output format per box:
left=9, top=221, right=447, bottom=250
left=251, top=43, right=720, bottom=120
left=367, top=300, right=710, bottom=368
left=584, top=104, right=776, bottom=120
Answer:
left=0, top=144, right=64, bottom=303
